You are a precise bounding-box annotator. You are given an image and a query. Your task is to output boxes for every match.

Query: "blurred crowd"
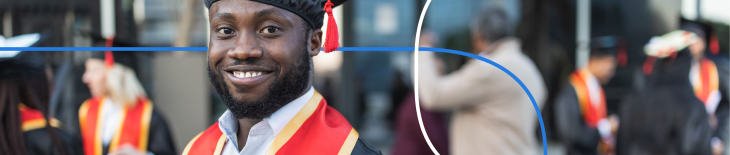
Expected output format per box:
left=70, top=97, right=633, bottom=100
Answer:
left=406, top=1, right=729, bottom=155
left=1, top=0, right=729, bottom=155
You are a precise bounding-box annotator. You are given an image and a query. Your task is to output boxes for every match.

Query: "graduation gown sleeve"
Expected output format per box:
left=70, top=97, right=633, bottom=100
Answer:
left=714, top=61, right=729, bottom=154
left=616, top=89, right=713, bottom=155
left=24, top=128, right=83, bottom=155
left=554, top=84, right=600, bottom=154
left=146, top=109, right=177, bottom=155
left=350, top=138, right=383, bottom=155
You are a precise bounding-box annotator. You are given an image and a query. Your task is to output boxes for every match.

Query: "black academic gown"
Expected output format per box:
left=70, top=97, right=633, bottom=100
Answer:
left=554, top=84, right=601, bottom=155
left=351, top=138, right=383, bottom=155
left=615, top=52, right=714, bottom=155
left=710, top=57, right=729, bottom=155
left=96, top=110, right=177, bottom=155
left=24, top=128, right=83, bottom=155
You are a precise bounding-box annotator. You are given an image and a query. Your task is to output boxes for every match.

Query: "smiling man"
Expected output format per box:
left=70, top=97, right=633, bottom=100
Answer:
left=182, top=0, right=381, bottom=155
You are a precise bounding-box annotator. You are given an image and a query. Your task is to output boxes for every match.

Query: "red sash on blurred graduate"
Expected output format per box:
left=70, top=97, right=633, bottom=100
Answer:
left=569, top=69, right=607, bottom=129
left=79, top=97, right=153, bottom=155
left=569, top=69, right=614, bottom=153
left=19, top=104, right=61, bottom=132
left=182, top=91, right=359, bottom=155
left=693, top=58, right=720, bottom=113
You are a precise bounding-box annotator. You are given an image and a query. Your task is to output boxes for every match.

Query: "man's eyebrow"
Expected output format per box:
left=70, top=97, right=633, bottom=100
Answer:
left=213, top=13, right=235, bottom=20
left=254, top=8, right=278, bottom=18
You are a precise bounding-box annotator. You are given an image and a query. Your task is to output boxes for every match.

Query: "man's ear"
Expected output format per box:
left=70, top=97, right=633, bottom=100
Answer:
left=309, top=29, right=323, bottom=57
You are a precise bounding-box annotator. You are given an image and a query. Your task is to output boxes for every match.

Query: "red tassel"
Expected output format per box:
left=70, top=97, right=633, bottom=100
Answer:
left=105, top=36, right=115, bottom=69
left=322, top=0, right=339, bottom=53
left=710, top=35, right=719, bottom=55
left=643, top=56, right=656, bottom=76
left=618, top=39, right=627, bottom=67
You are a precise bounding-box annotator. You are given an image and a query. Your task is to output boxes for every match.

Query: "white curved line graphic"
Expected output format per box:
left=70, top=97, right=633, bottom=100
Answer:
left=413, top=0, right=438, bottom=154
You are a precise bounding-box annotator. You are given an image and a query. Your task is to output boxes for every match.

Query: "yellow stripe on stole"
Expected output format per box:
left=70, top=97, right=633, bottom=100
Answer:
left=108, top=107, right=129, bottom=153
left=21, top=118, right=62, bottom=132
left=182, top=132, right=204, bottom=155
left=79, top=100, right=90, bottom=134
left=266, top=91, right=323, bottom=155
left=93, top=98, right=106, bottom=155
left=213, top=134, right=227, bottom=155
left=337, top=128, right=360, bottom=155
left=107, top=100, right=153, bottom=154
left=139, top=101, right=153, bottom=152
left=570, top=73, right=590, bottom=116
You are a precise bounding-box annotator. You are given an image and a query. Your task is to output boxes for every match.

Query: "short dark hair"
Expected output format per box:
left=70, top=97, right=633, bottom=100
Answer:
left=471, top=8, right=512, bottom=42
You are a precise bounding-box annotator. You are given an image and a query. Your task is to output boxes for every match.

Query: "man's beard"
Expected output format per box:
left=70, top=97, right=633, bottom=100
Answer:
left=208, top=48, right=311, bottom=119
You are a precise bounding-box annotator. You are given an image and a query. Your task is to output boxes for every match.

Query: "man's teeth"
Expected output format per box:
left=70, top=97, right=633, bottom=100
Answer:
left=233, top=71, right=263, bottom=78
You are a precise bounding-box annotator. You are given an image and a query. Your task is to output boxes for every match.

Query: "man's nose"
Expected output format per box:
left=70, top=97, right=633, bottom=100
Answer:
left=227, top=33, right=263, bottom=60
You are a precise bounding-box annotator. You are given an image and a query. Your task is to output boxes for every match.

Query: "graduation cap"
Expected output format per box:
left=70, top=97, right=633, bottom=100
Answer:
left=203, top=0, right=348, bottom=53
left=0, top=32, right=50, bottom=79
left=680, top=19, right=720, bottom=55
left=641, top=29, right=703, bottom=75
left=589, top=36, right=619, bottom=57
left=589, top=35, right=630, bottom=66
left=84, top=36, right=137, bottom=71
left=90, top=51, right=137, bottom=70
left=680, top=20, right=710, bottom=42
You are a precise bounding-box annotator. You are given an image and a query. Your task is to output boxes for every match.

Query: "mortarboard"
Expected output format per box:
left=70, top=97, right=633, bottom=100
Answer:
left=0, top=32, right=50, bottom=79
left=203, top=0, right=348, bottom=53
left=90, top=51, right=137, bottom=70
left=89, top=37, right=137, bottom=70
left=589, top=36, right=619, bottom=57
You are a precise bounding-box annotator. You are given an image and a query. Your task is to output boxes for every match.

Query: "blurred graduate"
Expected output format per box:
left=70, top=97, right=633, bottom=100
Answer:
left=0, top=33, right=82, bottom=155
left=554, top=36, right=620, bottom=155
left=679, top=21, right=729, bottom=153
left=615, top=20, right=728, bottom=155
left=78, top=51, right=176, bottom=155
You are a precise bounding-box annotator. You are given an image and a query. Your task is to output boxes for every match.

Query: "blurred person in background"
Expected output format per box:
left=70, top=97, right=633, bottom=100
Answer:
left=554, top=36, right=620, bottom=155
left=615, top=24, right=724, bottom=154
left=182, top=0, right=381, bottom=154
left=0, top=47, right=81, bottom=154
left=418, top=8, right=547, bottom=155
left=391, top=31, right=450, bottom=155
left=680, top=21, right=729, bottom=155
left=79, top=51, right=176, bottom=155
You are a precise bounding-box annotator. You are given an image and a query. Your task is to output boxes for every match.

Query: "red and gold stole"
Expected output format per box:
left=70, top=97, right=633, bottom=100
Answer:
left=79, top=97, right=153, bottom=155
left=19, top=104, right=61, bottom=132
left=694, top=58, right=720, bottom=105
left=569, top=69, right=607, bottom=129
left=182, top=91, right=359, bottom=155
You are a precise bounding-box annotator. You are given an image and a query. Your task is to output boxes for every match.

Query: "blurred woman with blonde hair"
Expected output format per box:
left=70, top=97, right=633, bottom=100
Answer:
left=79, top=51, right=175, bottom=155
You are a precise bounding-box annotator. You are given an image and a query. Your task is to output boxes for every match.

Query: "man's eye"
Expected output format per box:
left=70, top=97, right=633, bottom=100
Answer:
left=261, top=27, right=279, bottom=34
left=218, top=28, right=233, bottom=34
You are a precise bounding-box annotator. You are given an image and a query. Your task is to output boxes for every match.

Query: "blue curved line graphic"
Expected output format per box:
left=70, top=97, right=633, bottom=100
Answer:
left=0, top=46, right=548, bottom=153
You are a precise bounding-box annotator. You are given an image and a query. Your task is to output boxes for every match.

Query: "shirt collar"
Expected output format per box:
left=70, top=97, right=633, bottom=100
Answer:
left=267, top=86, right=315, bottom=136
left=217, top=86, right=316, bottom=147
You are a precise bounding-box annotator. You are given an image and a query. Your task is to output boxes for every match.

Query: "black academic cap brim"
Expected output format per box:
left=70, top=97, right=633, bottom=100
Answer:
left=204, top=0, right=348, bottom=29
left=90, top=51, right=137, bottom=69
left=0, top=51, right=45, bottom=79
left=589, top=36, right=618, bottom=57
left=0, top=32, right=51, bottom=79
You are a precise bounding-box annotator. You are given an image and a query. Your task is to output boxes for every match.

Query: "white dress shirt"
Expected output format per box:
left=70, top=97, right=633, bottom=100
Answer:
left=218, top=87, right=315, bottom=155
left=101, top=98, right=123, bottom=146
